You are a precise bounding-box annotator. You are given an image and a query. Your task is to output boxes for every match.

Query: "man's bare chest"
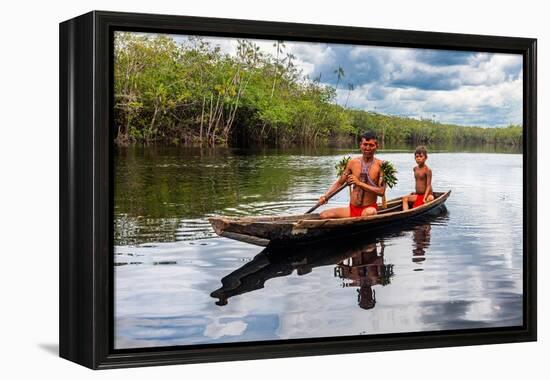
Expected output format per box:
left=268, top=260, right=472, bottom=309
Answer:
left=352, top=162, right=379, bottom=182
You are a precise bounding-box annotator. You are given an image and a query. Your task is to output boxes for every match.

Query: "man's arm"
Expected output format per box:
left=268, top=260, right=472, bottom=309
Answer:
left=350, top=179, right=385, bottom=197
left=323, top=177, right=346, bottom=196
left=319, top=162, right=351, bottom=204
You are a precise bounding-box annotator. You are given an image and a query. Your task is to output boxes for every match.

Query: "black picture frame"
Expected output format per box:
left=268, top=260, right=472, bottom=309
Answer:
left=59, top=10, right=537, bottom=369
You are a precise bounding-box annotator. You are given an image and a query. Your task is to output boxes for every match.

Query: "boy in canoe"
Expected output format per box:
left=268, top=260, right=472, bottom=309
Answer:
left=318, top=131, right=386, bottom=219
left=402, top=146, right=434, bottom=210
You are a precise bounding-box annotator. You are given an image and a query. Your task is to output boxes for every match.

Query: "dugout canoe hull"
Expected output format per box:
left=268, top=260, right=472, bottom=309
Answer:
left=209, top=190, right=451, bottom=246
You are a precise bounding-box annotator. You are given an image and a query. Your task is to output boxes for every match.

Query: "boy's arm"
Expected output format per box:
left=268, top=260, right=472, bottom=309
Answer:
left=423, top=168, right=433, bottom=201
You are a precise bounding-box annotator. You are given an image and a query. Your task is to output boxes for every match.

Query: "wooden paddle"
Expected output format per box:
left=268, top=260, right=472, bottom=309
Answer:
left=306, top=183, right=349, bottom=214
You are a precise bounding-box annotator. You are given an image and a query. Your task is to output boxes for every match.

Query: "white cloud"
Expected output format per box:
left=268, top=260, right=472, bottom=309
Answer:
left=203, top=318, right=247, bottom=339
left=285, top=42, right=337, bottom=78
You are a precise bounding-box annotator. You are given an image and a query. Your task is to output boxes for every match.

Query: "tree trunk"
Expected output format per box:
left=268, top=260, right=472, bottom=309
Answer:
left=206, top=93, right=217, bottom=144
left=149, top=102, right=159, bottom=143
left=200, top=95, right=206, bottom=143
left=224, top=71, right=249, bottom=139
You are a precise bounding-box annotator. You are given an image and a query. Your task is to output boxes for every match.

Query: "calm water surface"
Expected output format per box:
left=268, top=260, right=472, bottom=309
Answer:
left=114, top=146, right=523, bottom=349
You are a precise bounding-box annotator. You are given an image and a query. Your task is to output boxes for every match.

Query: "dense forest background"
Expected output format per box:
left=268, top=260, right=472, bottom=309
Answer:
left=114, top=33, right=522, bottom=147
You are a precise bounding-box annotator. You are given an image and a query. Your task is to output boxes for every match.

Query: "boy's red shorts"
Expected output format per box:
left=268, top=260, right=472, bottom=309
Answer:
left=413, top=195, right=425, bottom=208
left=349, top=202, right=378, bottom=217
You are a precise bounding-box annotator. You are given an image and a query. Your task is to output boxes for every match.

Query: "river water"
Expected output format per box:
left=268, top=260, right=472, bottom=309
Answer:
left=114, top=145, right=523, bottom=349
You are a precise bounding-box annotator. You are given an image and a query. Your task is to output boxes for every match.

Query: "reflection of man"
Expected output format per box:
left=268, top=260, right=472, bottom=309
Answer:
left=335, top=241, right=393, bottom=310
left=412, top=224, right=431, bottom=263
left=319, top=132, right=386, bottom=219
left=358, top=285, right=376, bottom=310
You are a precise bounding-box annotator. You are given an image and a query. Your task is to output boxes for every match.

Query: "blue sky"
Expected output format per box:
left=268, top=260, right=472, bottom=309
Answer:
left=171, top=34, right=523, bottom=128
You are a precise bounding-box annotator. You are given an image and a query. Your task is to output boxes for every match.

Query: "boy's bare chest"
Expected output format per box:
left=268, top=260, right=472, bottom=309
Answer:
left=414, top=167, right=428, bottom=180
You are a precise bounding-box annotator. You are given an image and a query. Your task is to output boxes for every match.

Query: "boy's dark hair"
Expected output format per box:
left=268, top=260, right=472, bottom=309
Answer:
left=415, top=145, right=428, bottom=157
left=360, top=131, right=378, bottom=142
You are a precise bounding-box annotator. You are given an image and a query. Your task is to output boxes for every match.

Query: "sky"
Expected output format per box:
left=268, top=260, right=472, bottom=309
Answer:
left=171, top=34, right=523, bottom=128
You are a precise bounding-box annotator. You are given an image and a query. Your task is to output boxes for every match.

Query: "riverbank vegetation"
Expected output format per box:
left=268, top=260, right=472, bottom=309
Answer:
left=114, top=33, right=522, bottom=148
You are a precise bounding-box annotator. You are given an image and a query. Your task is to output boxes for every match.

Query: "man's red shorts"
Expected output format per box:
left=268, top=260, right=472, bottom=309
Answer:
left=349, top=202, right=378, bottom=217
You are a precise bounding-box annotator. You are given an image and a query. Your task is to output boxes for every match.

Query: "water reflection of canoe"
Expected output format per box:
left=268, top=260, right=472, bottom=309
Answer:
left=211, top=237, right=388, bottom=307
left=211, top=212, right=448, bottom=306
left=209, top=190, right=451, bottom=246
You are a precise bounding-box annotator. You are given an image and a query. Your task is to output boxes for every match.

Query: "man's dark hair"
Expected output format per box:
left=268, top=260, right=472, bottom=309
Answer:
left=360, top=131, right=378, bottom=142
left=415, top=145, right=428, bottom=157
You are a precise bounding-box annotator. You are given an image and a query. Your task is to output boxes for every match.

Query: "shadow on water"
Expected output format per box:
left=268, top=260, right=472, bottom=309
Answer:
left=211, top=209, right=449, bottom=309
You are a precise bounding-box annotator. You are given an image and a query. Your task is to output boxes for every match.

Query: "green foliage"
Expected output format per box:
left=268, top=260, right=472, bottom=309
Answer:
left=113, top=32, right=347, bottom=146
left=380, top=161, right=398, bottom=188
left=335, top=156, right=352, bottom=177
left=347, top=110, right=522, bottom=147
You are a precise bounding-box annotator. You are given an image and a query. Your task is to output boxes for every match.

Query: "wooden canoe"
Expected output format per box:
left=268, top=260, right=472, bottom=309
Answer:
left=209, top=190, right=451, bottom=246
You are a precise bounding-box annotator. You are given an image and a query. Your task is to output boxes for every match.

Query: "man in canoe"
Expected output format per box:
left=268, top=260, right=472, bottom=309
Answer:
left=318, top=131, right=386, bottom=219
left=402, top=146, right=434, bottom=210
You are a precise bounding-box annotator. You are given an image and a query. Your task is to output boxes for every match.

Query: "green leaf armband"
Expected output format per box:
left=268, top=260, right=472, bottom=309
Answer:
left=380, top=160, right=398, bottom=188
left=335, top=155, right=352, bottom=178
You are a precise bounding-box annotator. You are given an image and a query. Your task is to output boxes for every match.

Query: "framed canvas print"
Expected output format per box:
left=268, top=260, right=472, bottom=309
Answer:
left=59, top=11, right=537, bottom=369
